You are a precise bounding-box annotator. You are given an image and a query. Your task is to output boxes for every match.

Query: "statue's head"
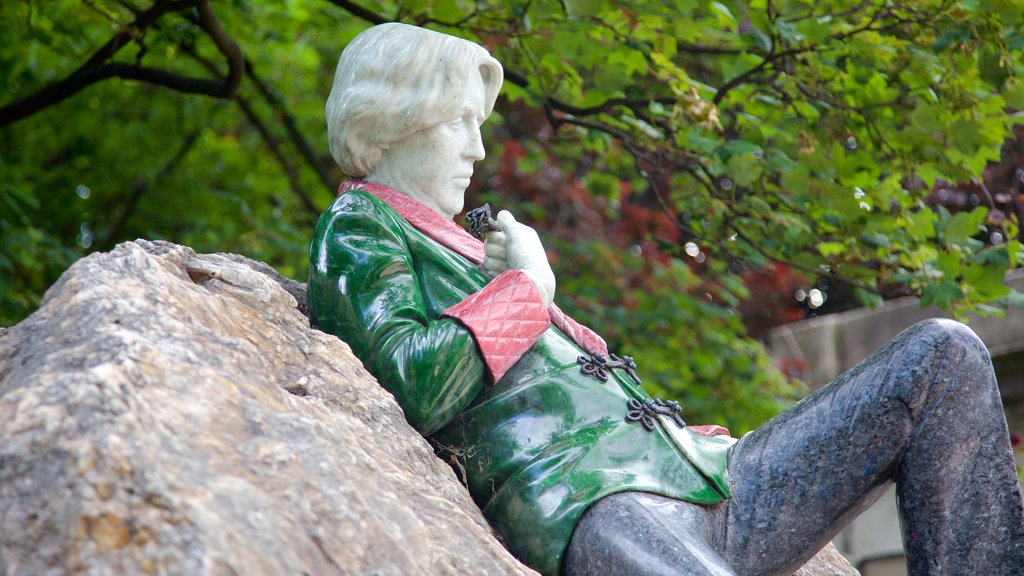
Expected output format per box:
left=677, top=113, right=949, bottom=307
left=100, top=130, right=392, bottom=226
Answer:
left=326, top=23, right=503, bottom=218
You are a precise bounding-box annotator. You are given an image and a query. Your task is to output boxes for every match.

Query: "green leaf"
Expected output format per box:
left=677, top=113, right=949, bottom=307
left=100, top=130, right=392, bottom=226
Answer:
left=716, top=140, right=763, bottom=163
left=934, top=249, right=964, bottom=277
left=726, top=153, right=763, bottom=187
left=906, top=210, right=937, bottom=240
left=963, top=263, right=1010, bottom=299
left=1004, top=81, right=1024, bottom=110
left=949, top=118, right=988, bottom=155
left=854, top=287, right=885, bottom=309
left=975, top=245, right=1010, bottom=267
left=997, top=289, right=1024, bottom=309
left=932, top=24, right=970, bottom=52
left=817, top=241, right=845, bottom=257
left=432, top=0, right=462, bottom=21
left=921, top=279, right=965, bottom=309
left=708, top=2, right=736, bottom=29
left=775, top=22, right=802, bottom=44
left=943, top=206, right=987, bottom=245
left=1007, top=240, right=1024, bottom=265
left=742, top=25, right=772, bottom=52
left=973, top=304, right=1005, bottom=317
left=860, top=232, right=890, bottom=249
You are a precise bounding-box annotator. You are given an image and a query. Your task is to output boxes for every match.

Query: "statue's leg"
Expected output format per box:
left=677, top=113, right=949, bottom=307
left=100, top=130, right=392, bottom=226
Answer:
left=563, top=491, right=735, bottom=576
left=711, top=318, right=1024, bottom=576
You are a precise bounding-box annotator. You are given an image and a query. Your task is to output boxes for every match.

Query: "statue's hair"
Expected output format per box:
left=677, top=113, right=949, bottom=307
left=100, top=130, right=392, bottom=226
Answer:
left=325, top=23, right=503, bottom=177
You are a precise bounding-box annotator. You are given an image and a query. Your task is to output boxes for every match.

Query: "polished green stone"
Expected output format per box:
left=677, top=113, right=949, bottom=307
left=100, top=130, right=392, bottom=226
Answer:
left=309, top=188, right=735, bottom=575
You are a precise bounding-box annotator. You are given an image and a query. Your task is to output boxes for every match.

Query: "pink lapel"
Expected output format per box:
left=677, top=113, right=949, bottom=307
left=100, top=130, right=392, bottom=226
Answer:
left=339, top=180, right=609, bottom=357
left=339, top=180, right=485, bottom=264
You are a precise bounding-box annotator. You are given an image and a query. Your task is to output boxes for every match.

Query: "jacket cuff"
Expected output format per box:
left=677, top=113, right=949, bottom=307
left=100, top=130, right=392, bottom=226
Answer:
left=442, top=270, right=551, bottom=383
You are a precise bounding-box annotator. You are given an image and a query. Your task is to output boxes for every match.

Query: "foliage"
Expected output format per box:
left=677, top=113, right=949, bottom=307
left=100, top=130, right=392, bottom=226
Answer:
left=2, top=0, right=1023, bottom=432
left=469, top=0, right=1024, bottom=312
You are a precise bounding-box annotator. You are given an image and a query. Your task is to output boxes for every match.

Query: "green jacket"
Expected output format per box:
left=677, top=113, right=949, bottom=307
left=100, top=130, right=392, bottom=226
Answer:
left=309, top=182, right=736, bottom=575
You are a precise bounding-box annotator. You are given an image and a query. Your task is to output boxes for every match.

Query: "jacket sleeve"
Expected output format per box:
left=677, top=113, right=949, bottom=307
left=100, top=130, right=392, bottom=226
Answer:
left=308, top=193, right=546, bottom=434
left=442, top=269, right=550, bottom=383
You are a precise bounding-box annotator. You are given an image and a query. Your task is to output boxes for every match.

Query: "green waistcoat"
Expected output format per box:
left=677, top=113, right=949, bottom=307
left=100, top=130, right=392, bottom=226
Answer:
left=308, top=187, right=736, bottom=575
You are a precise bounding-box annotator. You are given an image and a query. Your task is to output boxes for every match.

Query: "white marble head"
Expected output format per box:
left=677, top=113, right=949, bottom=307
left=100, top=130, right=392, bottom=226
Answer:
left=326, top=23, right=503, bottom=217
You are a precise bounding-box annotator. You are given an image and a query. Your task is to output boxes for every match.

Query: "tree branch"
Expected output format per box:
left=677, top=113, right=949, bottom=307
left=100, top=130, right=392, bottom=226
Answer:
left=711, top=5, right=938, bottom=106
left=194, top=0, right=244, bottom=94
left=504, top=68, right=528, bottom=88
left=676, top=42, right=744, bottom=55
left=713, top=46, right=810, bottom=104
left=235, top=96, right=320, bottom=215
left=545, top=96, right=677, bottom=118
left=78, top=0, right=196, bottom=71
left=728, top=225, right=884, bottom=294
left=0, top=0, right=243, bottom=128
left=175, top=43, right=321, bottom=215
left=321, top=0, right=389, bottom=25
left=244, top=60, right=334, bottom=192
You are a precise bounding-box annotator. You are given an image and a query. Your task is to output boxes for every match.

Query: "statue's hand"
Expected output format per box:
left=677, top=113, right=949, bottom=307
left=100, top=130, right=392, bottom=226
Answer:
left=482, top=228, right=510, bottom=277
left=491, top=210, right=556, bottom=307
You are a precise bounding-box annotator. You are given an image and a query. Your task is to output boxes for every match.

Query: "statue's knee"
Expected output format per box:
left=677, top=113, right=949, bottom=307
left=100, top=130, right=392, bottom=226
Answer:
left=898, top=319, right=999, bottom=412
left=911, top=318, right=988, bottom=362
left=883, top=319, right=994, bottom=408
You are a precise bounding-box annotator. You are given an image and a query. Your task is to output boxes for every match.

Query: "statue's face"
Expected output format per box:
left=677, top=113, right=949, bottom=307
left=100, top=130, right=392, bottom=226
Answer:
left=368, top=72, right=487, bottom=219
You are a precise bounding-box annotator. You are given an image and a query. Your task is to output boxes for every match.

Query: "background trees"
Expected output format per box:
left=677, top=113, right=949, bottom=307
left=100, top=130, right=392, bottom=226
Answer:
left=2, top=0, right=1022, bottom=432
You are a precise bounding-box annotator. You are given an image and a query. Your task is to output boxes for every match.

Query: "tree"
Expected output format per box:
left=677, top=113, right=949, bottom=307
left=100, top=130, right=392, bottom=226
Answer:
left=2, top=0, right=1022, bottom=433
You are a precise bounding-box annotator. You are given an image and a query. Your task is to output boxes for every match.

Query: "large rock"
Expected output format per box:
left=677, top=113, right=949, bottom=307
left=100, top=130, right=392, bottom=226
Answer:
left=0, top=240, right=857, bottom=575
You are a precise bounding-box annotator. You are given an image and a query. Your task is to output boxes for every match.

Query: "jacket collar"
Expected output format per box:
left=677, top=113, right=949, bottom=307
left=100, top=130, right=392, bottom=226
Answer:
left=338, top=180, right=611, bottom=359
left=340, top=180, right=485, bottom=265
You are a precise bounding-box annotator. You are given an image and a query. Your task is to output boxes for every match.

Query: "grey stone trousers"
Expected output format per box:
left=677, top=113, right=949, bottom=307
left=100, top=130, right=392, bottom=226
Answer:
left=563, top=319, right=1024, bottom=576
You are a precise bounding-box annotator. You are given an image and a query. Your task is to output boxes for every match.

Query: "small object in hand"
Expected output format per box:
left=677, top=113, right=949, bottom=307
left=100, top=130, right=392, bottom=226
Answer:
left=466, top=204, right=501, bottom=239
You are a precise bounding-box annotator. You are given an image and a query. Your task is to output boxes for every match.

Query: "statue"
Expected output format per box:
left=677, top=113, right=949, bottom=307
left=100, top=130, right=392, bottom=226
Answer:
left=309, top=23, right=1024, bottom=575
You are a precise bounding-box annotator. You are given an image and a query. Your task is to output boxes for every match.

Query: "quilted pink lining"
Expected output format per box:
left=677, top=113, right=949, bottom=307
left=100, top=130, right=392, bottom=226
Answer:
left=549, top=304, right=608, bottom=357
left=689, top=425, right=731, bottom=437
left=688, top=422, right=729, bottom=434
left=442, top=270, right=551, bottom=383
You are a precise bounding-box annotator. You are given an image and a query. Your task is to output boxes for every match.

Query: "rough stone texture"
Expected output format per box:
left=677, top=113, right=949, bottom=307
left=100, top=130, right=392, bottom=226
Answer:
left=0, top=240, right=855, bottom=575
left=792, top=544, right=859, bottom=576
left=0, top=240, right=533, bottom=576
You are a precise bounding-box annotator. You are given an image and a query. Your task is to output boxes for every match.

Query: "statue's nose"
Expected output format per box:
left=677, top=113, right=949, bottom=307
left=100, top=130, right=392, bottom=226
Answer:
left=464, top=124, right=485, bottom=161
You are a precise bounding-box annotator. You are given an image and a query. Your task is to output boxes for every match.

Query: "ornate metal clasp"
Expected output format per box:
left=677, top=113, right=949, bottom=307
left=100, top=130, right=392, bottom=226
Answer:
left=466, top=204, right=500, bottom=239
left=577, top=353, right=641, bottom=384
left=625, top=398, right=686, bottom=431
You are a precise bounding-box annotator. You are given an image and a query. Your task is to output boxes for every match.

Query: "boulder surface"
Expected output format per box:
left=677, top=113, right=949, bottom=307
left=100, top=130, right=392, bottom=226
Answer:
left=0, top=240, right=857, bottom=575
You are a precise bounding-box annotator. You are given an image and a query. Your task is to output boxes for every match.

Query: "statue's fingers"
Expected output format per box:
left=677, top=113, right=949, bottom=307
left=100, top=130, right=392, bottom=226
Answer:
left=484, top=242, right=507, bottom=260
left=495, top=210, right=517, bottom=230
left=484, top=230, right=507, bottom=248
left=482, top=256, right=510, bottom=274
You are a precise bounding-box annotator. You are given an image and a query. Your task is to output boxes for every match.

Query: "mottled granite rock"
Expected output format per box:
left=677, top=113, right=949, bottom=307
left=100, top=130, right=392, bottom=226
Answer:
left=0, top=240, right=856, bottom=576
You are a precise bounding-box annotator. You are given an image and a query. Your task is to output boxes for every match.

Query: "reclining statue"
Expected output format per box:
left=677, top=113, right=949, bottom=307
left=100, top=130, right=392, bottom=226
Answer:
left=308, top=22, right=1024, bottom=576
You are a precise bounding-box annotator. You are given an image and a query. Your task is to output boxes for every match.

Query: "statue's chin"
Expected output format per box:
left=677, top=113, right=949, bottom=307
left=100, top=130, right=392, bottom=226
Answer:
left=439, top=186, right=467, bottom=219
